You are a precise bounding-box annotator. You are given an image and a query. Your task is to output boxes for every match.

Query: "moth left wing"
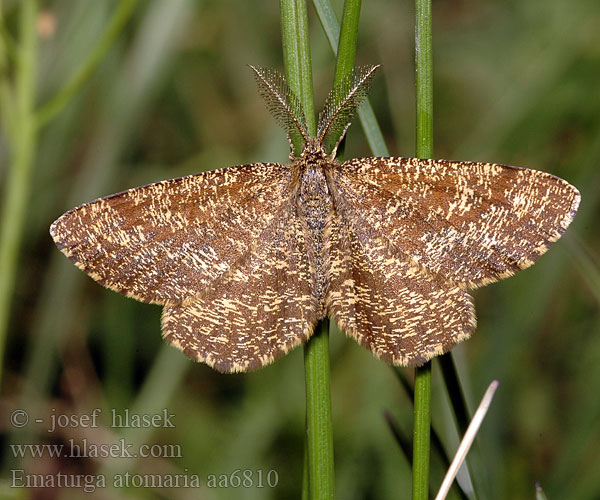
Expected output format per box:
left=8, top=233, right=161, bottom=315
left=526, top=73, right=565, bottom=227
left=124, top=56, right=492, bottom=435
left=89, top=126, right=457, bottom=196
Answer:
left=50, top=163, right=294, bottom=304
left=330, top=158, right=580, bottom=288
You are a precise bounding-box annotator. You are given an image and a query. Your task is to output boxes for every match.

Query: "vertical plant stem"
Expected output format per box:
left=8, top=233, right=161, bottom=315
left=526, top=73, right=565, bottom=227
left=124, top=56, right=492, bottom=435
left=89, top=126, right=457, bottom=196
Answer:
left=415, top=0, right=433, bottom=160
left=413, top=0, right=433, bottom=497
left=332, top=0, right=361, bottom=89
left=413, top=364, right=432, bottom=499
left=0, top=0, right=37, bottom=389
left=325, top=0, right=361, bottom=155
left=312, top=0, right=387, bottom=156
left=281, top=0, right=316, bottom=141
left=280, top=1, right=334, bottom=499
left=303, top=319, right=334, bottom=499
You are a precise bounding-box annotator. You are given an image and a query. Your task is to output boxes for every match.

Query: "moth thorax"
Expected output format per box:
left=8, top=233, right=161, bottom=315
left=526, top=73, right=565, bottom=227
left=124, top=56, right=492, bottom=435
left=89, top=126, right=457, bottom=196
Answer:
left=298, top=164, right=332, bottom=309
left=298, top=164, right=331, bottom=230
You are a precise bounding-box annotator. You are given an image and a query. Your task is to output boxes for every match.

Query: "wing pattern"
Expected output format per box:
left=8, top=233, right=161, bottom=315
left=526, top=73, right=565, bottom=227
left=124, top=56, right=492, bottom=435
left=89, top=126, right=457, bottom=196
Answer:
left=325, top=208, right=475, bottom=366
left=331, top=158, right=580, bottom=288
left=162, top=206, right=320, bottom=372
left=50, top=163, right=293, bottom=304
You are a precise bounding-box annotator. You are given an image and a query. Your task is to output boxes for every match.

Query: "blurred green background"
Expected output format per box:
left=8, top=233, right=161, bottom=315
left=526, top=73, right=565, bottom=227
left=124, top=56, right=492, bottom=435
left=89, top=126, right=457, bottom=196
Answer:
left=1, top=0, right=599, bottom=498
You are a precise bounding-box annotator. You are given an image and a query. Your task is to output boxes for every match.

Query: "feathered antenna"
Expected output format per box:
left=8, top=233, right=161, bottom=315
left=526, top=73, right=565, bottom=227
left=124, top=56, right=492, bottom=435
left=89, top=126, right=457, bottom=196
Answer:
left=249, top=65, right=310, bottom=156
left=317, top=65, right=380, bottom=156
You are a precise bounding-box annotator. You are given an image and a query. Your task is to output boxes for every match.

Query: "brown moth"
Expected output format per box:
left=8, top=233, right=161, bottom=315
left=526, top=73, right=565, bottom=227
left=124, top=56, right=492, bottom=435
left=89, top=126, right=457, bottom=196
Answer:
left=50, top=65, right=580, bottom=373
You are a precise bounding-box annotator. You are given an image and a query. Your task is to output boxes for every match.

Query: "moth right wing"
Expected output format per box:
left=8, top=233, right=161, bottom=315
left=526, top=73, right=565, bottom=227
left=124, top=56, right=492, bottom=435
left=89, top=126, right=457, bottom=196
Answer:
left=325, top=209, right=475, bottom=367
left=50, top=163, right=296, bottom=304
left=330, top=157, right=580, bottom=289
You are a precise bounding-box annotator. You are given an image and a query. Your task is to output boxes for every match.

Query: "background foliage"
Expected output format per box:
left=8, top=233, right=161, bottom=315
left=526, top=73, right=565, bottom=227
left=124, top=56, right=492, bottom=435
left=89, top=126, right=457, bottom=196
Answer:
left=1, top=0, right=599, bottom=498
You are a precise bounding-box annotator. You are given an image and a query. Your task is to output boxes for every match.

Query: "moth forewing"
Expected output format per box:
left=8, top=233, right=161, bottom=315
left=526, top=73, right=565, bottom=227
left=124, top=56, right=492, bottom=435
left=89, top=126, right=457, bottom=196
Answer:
left=330, top=157, right=581, bottom=289
left=49, top=163, right=296, bottom=306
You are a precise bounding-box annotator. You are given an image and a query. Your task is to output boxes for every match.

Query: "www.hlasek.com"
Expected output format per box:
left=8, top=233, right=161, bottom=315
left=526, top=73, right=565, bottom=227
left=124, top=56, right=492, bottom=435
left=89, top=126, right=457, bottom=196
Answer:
left=11, top=439, right=181, bottom=459
left=10, top=469, right=280, bottom=492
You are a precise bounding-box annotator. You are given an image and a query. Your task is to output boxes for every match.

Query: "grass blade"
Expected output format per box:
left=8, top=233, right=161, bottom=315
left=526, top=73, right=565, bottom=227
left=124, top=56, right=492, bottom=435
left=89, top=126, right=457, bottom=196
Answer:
left=435, top=381, right=499, bottom=500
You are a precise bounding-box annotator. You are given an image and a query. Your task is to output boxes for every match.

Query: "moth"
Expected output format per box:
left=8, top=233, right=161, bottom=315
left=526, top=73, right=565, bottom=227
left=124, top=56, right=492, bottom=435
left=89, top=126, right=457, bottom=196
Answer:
left=50, top=65, right=580, bottom=373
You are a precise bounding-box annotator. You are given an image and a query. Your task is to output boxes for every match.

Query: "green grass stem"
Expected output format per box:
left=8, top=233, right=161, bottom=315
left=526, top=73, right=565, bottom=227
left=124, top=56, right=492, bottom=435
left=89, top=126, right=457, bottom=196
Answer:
left=412, top=363, right=432, bottom=499
left=312, top=0, right=388, bottom=156
left=413, top=0, right=433, bottom=497
left=392, top=367, right=464, bottom=491
left=332, top=0, right=361, bottom=94
left=280, top=0, right=316, bottom=141
left=303, top=319, right=334, bottom=499
left=280, top=1, right=334, bottom=498
left=415, top=0, right=433, bottom=160
left=325, top=0, right=361, bottom=156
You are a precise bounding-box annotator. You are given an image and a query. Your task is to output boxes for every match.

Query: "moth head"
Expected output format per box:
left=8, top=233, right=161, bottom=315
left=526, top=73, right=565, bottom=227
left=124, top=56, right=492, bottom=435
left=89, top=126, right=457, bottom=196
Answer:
left=299, top=137, right=329, bottom=163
